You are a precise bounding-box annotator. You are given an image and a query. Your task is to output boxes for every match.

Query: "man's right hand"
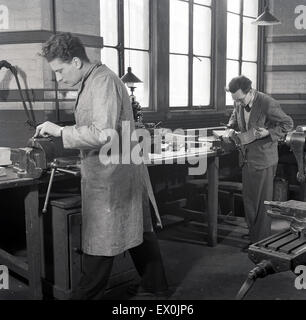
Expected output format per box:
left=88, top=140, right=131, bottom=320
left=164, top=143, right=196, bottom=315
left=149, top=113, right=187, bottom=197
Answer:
left=222, top=129, right=237, bottom=144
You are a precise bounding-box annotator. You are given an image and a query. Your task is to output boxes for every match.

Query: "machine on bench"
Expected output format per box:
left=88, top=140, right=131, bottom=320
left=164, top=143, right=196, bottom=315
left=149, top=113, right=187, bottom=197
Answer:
left=236, top=125, right=306, bottom=299
left=236, top=200, right=306, bottom=299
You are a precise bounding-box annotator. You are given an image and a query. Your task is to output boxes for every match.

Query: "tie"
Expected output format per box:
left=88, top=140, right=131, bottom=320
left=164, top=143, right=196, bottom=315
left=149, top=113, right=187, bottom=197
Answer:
left=244, top=104, right=251, bottom=113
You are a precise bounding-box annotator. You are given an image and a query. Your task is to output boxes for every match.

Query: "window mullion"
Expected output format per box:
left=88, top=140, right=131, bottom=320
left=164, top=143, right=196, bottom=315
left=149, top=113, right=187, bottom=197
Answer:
left=118, top=0, right=125, bottom=77
left=188, top=0, right=193, bottom=108
left=239, top=0, right=244, bottom=75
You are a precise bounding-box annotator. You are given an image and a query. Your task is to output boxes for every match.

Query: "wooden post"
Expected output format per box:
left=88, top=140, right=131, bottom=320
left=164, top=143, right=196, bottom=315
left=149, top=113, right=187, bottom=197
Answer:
left=207, top=156, right=219, bottom=247
left=24, top=184, right=43, bottom=300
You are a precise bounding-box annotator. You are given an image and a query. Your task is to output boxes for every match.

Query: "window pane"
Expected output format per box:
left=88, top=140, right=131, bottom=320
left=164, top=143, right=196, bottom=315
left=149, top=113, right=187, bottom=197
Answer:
left=194, top=0, right=211, bottom=6
left=226, top=60, right=239, bottom=105
left=124, top=50, right=150, bottom=108
left=227, top=0, right=241, bottom=13
left=100, top=0, right=118, bottom=46
left=101, top=47, right=118, bottom=75
left=243, top=0, right=258, bottom=18
left=227, top=13, right=240, bottom=60
left=242, top=62, right=257, bottom=89
left=170, top=55, right=188, bottom=107
left=170, top=0, right=189, bottom=54
left=193, top=5, right=211, bottom=57
left=193, top=57, right=211, bottom=106
left=242, top=17, right=258, bottom=62
left=124, top=0, right=149, bottom=50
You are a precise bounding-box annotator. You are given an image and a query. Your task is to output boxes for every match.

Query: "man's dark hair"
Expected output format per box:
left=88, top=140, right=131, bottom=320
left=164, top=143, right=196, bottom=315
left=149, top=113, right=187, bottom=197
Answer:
left=41, top=32, right=89, bottom=63
left=227, top=75, right=252, bottom=94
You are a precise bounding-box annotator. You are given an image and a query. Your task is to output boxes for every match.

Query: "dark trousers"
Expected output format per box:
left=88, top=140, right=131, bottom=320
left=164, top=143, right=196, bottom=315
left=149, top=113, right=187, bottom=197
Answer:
left=242, top=164, right=277, bottom=243
left=70, top=232, right=168, bottom=300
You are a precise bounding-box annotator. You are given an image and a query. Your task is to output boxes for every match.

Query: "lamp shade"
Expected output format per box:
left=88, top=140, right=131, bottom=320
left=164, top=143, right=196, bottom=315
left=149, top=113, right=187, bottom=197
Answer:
left=252, top=6, right=281, bottom=26
left=121, top=67, right=142, bottom=86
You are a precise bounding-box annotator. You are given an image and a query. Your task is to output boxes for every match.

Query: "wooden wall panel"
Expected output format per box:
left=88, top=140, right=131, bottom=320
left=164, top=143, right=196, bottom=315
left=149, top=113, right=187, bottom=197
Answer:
left=265, top=72, right=306, bottom=94
left=266, top=42, right=306, bottom=65
left=265, top=0, right=306, bottom=124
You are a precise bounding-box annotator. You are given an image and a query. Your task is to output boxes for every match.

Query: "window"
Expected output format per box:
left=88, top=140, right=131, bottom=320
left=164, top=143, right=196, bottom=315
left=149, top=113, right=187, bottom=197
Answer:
left=100, top=0, right=119, bottom=74
left=226, top=0, right=259, bottom=105
left=169, top=0, right=212, bottom=108
left=100, top=0, right=150, bottom=108
left=98, top=0, right=263, bottom=119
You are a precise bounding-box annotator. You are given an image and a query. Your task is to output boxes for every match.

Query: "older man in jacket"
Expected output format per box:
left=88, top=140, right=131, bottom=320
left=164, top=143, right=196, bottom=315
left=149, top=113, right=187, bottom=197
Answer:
left=225, top=76, right=294, bottom=244
left=35, top=32, right=168, bottom=299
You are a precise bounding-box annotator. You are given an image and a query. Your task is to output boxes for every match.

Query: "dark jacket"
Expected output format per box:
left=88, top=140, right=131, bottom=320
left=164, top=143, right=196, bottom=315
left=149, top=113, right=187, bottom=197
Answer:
left=228, top=90, right=294, bottom=170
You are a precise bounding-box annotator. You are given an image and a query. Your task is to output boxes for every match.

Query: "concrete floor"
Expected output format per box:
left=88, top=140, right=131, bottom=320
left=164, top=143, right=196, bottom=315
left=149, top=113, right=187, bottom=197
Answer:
left=0, top=216, right=305, bottom=300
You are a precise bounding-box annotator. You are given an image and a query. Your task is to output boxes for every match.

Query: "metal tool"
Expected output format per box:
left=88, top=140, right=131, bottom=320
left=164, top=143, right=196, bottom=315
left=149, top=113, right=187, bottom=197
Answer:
left=236, top=200, right=306, bottom=299
left=11, top=137, right=79, bottom=178
left=42, top=158, right=80, bottom=214
left=11, top=137, right=80, bottom=213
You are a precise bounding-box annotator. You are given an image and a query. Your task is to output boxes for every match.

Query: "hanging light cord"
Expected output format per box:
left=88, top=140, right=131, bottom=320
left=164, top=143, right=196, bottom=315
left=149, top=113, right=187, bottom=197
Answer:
left=128, top=0, right=131, bottom=67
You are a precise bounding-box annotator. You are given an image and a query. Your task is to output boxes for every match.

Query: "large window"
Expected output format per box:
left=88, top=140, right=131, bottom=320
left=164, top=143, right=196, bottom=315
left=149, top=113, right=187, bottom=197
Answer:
left=98, top=0, right=263, bottom=118
left=226, top=0, right=259, bottom=105
left=169, top=0, right=212, bottom=108
left=100, top=0, right=150, bottom=108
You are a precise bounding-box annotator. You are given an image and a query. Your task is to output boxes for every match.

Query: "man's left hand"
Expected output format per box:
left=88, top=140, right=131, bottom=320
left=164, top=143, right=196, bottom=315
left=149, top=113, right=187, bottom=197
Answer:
left=254, top=127, right=270, bottom=140
left=34, top=121, right=62, bottom=138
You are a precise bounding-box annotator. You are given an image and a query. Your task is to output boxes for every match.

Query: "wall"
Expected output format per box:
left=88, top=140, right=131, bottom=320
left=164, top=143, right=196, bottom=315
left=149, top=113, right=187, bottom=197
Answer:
left=265, top=0, right=306, bottom=126
left=0, top=0, right=102, bottom=147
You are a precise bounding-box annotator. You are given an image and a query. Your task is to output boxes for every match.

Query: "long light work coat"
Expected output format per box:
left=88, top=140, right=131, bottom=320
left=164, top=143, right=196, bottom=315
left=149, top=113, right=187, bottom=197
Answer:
left=62, top=64, right=161, bottom=256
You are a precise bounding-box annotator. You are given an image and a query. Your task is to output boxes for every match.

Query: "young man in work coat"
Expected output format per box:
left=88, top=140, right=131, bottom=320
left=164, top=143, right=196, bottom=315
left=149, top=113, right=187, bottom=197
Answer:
left=35, top=32, right=168, bottom=299
left=225, top=75, right=294, bottom=244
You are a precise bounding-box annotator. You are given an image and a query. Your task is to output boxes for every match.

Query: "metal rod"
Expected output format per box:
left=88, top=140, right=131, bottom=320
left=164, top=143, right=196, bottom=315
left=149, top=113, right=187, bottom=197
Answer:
left=42, top=167, right=56, bottom=214
left=56, top=168, right=80, bottom=176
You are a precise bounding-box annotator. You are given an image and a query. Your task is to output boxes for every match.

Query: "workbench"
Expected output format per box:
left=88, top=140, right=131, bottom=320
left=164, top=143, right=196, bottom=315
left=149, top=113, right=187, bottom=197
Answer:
left=148, top=145, right=220, bottom=247
left=0, top=144, right=221, bottom=299
left=0, top=167, right=79, bottom=300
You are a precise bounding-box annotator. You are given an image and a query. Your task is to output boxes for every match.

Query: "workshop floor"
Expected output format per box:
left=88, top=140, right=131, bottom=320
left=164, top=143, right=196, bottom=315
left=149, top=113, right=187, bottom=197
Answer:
left=0, top=216, right=305, bottom=301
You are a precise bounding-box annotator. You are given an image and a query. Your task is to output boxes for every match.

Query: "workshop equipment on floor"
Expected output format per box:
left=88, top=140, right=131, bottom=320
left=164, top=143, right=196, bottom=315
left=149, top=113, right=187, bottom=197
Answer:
left=236, top=200, right=306, bottom=299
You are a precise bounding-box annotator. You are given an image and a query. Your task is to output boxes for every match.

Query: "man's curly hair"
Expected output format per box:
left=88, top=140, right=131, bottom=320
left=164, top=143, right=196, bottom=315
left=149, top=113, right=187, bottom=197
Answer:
left=227, top=75, right=252, bottom=94
left=41, top=32, right=89, bottom=63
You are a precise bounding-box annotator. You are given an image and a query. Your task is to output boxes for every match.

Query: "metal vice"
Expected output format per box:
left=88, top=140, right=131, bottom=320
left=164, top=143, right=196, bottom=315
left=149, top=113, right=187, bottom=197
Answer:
left=236, top=200, right=306, bottom=299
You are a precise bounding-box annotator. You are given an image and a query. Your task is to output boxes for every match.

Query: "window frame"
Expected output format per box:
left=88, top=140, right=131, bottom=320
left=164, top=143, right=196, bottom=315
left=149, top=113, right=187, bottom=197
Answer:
left=100, top=0, right=153, bottom=110
left=226, top=0, right=262, bottom=106
left=99, top=0, right=265, bottom=123
left=169, top=0, right=215, bottom=110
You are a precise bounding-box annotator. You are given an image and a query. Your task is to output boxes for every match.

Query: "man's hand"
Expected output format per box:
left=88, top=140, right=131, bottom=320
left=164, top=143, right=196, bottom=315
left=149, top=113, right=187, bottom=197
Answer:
left=222, top=129, right=237, bottom=144
left=34, top=121, right=63, bottom=138
left=254, top=127, right=270, bottom=140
